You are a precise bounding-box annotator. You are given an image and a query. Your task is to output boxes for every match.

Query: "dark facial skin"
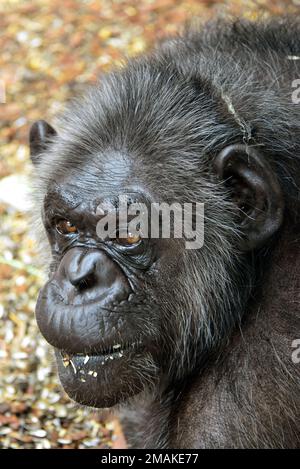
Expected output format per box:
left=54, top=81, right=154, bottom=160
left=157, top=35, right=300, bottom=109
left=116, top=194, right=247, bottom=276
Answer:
left=35, top=183, right=164, bottom=407
left=30, top=17, right=300, bottom=448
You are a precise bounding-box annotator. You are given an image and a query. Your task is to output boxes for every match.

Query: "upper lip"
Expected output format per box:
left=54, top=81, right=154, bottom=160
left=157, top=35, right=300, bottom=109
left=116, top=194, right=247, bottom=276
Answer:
left=36, top=285, right=142, bottom=353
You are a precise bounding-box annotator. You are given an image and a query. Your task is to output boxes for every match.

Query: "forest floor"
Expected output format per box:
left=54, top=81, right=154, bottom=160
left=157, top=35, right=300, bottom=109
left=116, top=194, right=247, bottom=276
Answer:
left=0, top=0, right=298, bottom=449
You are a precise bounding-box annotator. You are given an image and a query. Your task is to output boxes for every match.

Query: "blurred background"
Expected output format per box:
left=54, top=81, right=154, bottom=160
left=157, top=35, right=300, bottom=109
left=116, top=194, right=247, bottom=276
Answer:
left=0, top=0, right=299, bottom=450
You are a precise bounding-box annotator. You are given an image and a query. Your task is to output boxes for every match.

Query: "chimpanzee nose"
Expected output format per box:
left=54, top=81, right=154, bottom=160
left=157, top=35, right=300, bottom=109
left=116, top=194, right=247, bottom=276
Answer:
left=54, top=246, right=131, bottom=307
left=36, top=246, right=132, bottom=353
left=66, top=248, right=97, bottom=288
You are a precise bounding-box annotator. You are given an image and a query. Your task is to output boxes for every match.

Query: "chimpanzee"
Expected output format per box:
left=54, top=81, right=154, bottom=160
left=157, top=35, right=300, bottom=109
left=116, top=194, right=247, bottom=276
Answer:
left=30, top=17, right=300, bottom=448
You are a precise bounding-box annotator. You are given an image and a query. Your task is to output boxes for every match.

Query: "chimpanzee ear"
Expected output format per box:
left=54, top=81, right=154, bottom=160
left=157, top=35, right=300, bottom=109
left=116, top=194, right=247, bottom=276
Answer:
left=29, top=120, right=57, bottom=165
left=214, top=144, right=284, bottom=251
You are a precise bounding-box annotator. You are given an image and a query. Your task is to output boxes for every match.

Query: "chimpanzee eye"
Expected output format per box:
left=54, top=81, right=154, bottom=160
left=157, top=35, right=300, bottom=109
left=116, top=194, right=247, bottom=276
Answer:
left=116, top=232, right=142, bottom=246
left=55, top=219, right=78, bottom=235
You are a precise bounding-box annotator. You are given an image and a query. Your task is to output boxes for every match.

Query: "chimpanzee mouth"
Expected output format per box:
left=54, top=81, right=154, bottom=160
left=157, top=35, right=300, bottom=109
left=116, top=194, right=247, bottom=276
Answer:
left=55, top=336, right=153, bottom=407
left=59, top=339, right=143, bottom=379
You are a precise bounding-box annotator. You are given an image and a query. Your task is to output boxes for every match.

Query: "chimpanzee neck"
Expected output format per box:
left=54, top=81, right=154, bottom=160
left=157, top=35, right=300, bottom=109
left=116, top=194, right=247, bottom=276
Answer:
left=251, top=216, right=300, bottom=327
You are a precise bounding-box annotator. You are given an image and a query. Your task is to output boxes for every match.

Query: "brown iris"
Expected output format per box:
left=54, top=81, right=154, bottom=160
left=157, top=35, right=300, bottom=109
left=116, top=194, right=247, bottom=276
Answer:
left=55, top=219, right=78, bottom=235
left=116, top=232, right=141, bottom=246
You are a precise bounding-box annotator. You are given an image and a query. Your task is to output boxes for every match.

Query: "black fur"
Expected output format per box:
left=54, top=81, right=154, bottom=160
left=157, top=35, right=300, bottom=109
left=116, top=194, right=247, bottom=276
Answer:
left=31, top=17, right=300, bottom=448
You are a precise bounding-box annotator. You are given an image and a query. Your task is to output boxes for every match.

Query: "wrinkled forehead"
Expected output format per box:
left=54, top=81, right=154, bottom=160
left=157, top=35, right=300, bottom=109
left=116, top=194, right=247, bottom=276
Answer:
left=64, top=150, right=133, bottom=194
left=44, top=149, right=153, bottom=209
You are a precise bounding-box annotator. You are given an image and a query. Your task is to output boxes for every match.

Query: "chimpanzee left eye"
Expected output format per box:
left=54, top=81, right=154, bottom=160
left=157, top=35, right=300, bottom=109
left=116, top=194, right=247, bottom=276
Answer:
left=55, top=219, right=78, bottom=235
left=115, top=232, right=142, bottom=246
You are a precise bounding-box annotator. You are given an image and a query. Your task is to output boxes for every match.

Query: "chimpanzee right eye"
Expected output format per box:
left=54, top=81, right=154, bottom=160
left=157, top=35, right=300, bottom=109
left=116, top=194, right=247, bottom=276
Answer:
left=55, top=219, right=78, bottom=235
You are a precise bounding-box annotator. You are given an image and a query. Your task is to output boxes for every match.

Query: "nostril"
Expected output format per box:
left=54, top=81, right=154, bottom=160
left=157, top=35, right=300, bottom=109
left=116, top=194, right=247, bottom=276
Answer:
left=76, top=272, right=97, bottom=291
left=65, top=249, right=98, bottom=288
left=69, top=267, right=96, bottom=289
left=67, top=259, right=96, bottom=289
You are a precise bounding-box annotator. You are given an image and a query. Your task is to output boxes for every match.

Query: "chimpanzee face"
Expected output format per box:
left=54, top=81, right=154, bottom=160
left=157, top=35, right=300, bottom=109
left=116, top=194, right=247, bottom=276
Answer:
left=32, top=140, right=196, bottom=407
left=30, top=61, right=283, bottom=408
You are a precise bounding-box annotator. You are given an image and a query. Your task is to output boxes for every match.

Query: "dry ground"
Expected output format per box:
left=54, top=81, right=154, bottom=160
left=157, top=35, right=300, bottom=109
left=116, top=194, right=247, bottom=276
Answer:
left=0, top=0, right=298, bottom=449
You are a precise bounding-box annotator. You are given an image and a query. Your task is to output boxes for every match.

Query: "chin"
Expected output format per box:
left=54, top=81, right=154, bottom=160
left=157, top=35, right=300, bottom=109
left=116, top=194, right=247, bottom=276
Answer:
left=54, top=345, right=156, bottom=408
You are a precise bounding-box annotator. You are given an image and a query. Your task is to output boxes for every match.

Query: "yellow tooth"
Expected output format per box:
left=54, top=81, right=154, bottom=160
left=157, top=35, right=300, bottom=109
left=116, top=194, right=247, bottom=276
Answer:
left=62, top=354, right=70, bottom=368
left=70, top=360, right=77, bottom=374
left=84, top=355, right=89, bottom=365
